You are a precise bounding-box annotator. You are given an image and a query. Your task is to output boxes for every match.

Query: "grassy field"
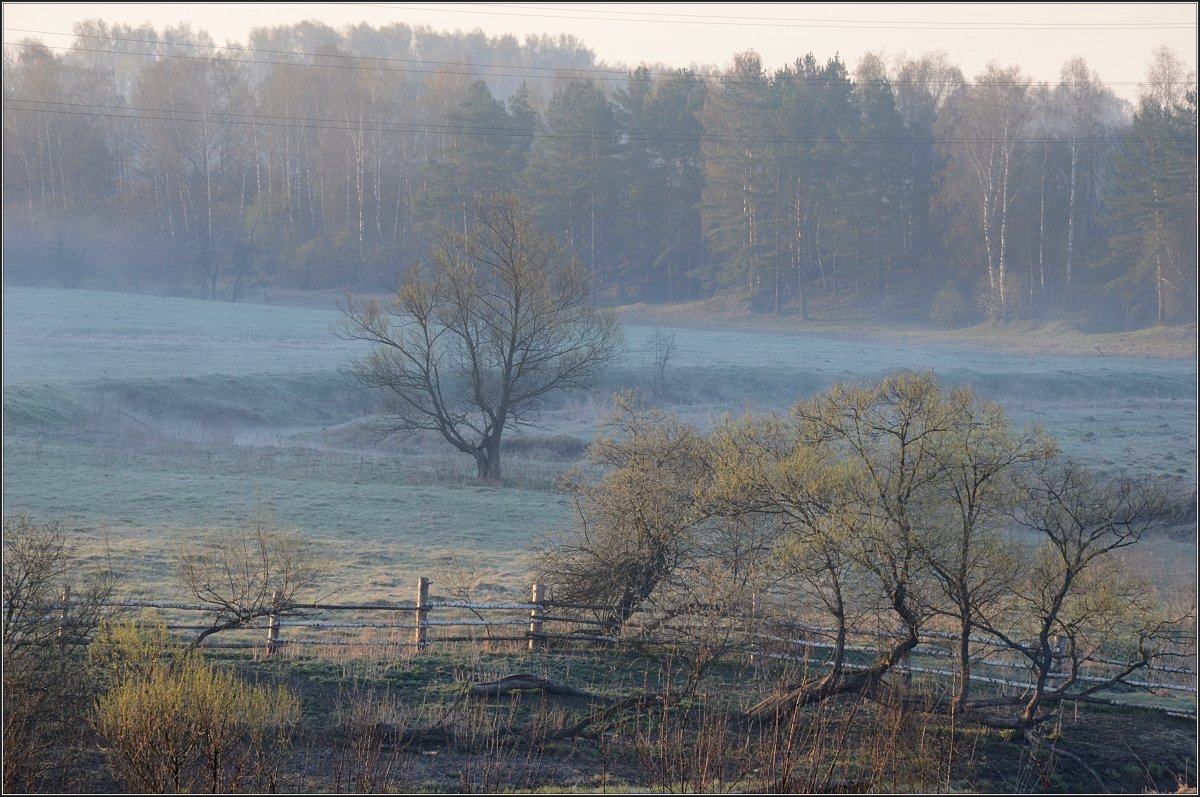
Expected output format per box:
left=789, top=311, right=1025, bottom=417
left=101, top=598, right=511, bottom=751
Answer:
left=4, top=287, right=1196, bottom=794
left=3, top=286, right=1196, bottom=604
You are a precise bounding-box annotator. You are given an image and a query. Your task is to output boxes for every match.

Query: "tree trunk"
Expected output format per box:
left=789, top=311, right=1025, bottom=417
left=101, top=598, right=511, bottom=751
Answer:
left=997, top=145, right=1011, bottom=318
left=954, top=612, right=972, bottom=712
left=1067, top=142, right=1078, bottom=289
left=747, top=628, right=917, bottom=723
left=1038, top=144, right=1047, bottom=300
left=475, top=435, right=502, bottom=482
left=1021, top=645, right=1054, bottom=728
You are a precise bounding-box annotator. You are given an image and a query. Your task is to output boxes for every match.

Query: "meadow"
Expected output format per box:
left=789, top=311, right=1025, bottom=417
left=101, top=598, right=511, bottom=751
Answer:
left=2, top=286, right=1196, bottom=604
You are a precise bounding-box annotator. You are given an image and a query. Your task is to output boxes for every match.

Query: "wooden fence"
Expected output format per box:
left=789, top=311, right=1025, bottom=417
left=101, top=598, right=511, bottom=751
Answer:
left=52, top=577, right=1197, bottom=715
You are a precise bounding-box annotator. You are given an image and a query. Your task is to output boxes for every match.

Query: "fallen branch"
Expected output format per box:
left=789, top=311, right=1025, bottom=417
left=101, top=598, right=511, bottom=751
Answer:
left=545, top=693, right=666, bottom=741
left=470, top=673, right=596, bottom=700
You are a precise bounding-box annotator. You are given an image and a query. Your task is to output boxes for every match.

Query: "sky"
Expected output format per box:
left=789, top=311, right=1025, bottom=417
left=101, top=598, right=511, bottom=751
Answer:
left=2, top=2, right=1197, bottom=104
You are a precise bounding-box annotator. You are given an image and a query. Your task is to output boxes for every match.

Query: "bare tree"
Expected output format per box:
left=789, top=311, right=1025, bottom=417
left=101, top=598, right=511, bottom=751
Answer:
left=922, top=390, right=1054, bottom=713
left=3, top=514, right=118, bottom=792
left=738, top=373, right=960, bottom=719
left=645, top=328, right=677, bottom=397
left=176, top=508, right=320, bottom=647
left=337, top=193, right=622, bottom=481
left=539, top=395, right=779, bottom=694
left=1051, top=58, right=1119, bottom=294
left=935, top=64, right=1033, bottom=319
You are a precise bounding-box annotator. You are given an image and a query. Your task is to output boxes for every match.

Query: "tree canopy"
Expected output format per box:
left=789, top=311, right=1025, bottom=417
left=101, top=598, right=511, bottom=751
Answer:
left=4, top=23, right=1196, bottom=329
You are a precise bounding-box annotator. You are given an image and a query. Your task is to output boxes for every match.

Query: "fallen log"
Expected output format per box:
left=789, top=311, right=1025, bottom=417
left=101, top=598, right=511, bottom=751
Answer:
left=470, top=673, right=596, bottom=699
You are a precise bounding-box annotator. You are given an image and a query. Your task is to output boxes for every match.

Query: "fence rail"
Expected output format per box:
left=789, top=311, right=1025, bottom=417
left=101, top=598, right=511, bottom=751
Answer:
left=14, top=578, right=1196, bottom=714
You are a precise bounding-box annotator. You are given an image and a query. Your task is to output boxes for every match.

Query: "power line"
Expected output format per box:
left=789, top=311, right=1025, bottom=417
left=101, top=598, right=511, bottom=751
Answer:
left=351, top=2, right=1196, bottom=31
left=455, top=2, right=1195, bottom=28
left=3, top=32, right=1186, bottom=94
left=6, top=97, right=1192, bottom=147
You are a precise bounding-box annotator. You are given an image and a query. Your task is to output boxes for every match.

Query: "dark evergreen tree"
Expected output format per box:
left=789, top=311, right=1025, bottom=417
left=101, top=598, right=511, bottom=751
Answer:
left=419, top=80, right=516, bottom=237
left=700, top=51, right=779, bottom=310
left=2, top=18, right=1192, bottom=332
left=892, top=53, right=963, bottom=296
left=506, top=81, right=541, bottom=177
left=613, top=67, right=705, bottom=302
left=845, top=62, right=910, bottom=309
left=1102, top=89, right=1197, bottom=327
left=522, top=80, right=620, bottom=295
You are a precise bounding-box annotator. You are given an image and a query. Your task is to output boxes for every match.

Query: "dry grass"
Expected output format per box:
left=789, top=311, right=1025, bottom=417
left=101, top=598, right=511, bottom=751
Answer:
left=614, top=298, right=1197, bottom=360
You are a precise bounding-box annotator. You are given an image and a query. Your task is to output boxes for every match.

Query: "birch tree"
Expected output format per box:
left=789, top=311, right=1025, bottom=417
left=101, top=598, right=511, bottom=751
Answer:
left=936, top=64, right=1033, bottom=319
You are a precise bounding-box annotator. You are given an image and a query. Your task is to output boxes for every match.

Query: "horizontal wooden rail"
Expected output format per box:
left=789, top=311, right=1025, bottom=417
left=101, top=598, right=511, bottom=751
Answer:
left=9, top=584, right=1193, bottom=711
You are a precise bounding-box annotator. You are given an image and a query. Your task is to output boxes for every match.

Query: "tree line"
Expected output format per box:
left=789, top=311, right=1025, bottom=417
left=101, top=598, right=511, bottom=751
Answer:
left=3, top=20, right=1196, bottom=328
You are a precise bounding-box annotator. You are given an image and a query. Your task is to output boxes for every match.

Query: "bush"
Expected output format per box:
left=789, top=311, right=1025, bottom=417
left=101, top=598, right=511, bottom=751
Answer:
left=928, top=281, right=977, bottom=328
left=94, top=622, right=300, bottom=793
left=3, top=514, right=117, bottom=792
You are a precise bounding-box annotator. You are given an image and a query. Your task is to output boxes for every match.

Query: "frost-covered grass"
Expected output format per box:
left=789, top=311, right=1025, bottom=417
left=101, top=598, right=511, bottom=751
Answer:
left=2, top=286, right=362, bottom=384
left=3, top=287, right=1195, bottom=602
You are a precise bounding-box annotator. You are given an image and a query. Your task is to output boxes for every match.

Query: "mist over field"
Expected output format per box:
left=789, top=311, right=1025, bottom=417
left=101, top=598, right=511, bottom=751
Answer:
left=3, top=286, right=1194, bottom=598
left=3, top=12, right=1198, bottom=791
left=4, top=20, right=1195, bottom=584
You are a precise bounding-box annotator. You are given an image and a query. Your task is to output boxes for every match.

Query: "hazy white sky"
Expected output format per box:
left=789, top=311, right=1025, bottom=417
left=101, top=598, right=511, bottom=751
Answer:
left=3, top=3, right=1196, bottom=103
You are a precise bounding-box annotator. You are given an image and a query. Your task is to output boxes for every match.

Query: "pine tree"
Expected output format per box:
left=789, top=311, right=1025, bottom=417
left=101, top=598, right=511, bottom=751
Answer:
left=700, top=51, right=778, bottom=310
left=1103, top=89, right=1197, bottom=326
left=522, top=80, right=620, bottom=294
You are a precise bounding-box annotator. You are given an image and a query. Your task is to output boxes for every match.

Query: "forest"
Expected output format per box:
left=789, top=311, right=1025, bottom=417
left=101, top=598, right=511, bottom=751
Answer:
left=2, top=19, right=1196, bottom=329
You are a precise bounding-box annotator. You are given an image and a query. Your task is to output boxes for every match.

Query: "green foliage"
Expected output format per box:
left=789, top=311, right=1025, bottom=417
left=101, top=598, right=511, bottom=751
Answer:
left=539, top=373, right=1183, bottom=726
left=537, top=392, right=710, bottom=628
left=90, top=618, right=175, bottom=686
left=93, top=621, right=300, bottom=793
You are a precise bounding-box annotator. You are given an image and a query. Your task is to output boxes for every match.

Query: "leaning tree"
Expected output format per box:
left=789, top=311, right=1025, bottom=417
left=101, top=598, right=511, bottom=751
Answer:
left=337, top=194, right=622, bottom=481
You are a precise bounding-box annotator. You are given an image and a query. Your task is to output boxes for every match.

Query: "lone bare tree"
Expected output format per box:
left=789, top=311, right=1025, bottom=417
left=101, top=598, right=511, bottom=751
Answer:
left=338, top=194, right=622, bottom=481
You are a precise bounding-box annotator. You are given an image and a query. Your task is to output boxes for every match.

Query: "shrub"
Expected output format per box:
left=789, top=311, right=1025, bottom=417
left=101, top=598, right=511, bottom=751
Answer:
left=94, top=622, right=300, bottom=793
left=929, top=281, right=976, bottom=328
left=3, top=514, right=117, bottom=792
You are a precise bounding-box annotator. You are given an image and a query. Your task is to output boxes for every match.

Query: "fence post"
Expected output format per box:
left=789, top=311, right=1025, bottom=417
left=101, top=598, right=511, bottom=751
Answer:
left=528, top=582, right=545, bottom=651
left=57, top=586, right=70, bottom=645
left=415, top=576, right=430, bottom=651
left=266, top=590, right=281, bottom=657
